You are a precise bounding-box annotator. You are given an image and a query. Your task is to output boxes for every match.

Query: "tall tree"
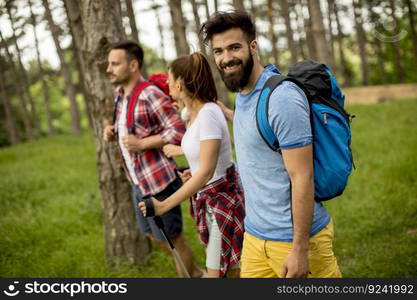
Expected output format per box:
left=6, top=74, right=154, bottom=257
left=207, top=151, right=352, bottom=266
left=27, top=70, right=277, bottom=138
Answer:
left=280, top=0, right=298, bottom=65
left=308, top=0, right=336, bottom=71
left=326, top=0, right=337, bottom=69
left=200, top=0, right=231, bottom=105
left=332, top=0, right=351, bottom=86
left=76, top=0, right=150, bottom=265
left=150, top=1, right=167, bottom=66
left=233, top=0, right=245, bottom=11
left=388, top=0, right=405, bottom=83
left=0, top=70, right=19, bottom=145
left=267, top=0, right=279, bottom=66
left=28, top=0, right=55, bottom=135
left=63, top=0, right=94, bottom=130
left=368, top=1, right=387, bottom=84
left=0, top=31, right=33, bottom=140
left=405, top=0, right=417, bottom=62
left=124, top=0, right=148, bottom=76
left=300, top=0, right=318, bottom=60
left=5, top=0, right=40, bottom=136
left=168, top=0, right=190, bottom=56
left=42, top=0, right=82, bottom=135
left=352, top=0, right=370, bottom=85
left=293, top=0, right=308, bottom=60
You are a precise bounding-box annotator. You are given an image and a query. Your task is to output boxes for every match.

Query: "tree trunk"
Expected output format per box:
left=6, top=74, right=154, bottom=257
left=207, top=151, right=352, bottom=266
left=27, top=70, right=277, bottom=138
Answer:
left=301, top=0, right=318, bottom=60
left=332, top=0, right=351, bottom=86
left=0, top=31, right=33, bottom=140
left=42, top=0, right=82, bottom=135
left=352, top=0, right=369, bottom=85
left=201, top=0, right=231, bottom=106
left=124, top=0, right=148, bottom=76
left=203, top=0, right=211, bottom=20
left=190, top=0, right=206, bottom=54
left=375, top=35, right=387, bottom=84
left=77, top=0, right=150, bottom=266
left=29, top=0, right=55, bottom=135
left=405, top=0, right=417, bottom=63
left=0, top=71, right=19, bottom=145
left=307, top=0, right=336, bottom=71
left=293, top=0, right=308, bottom=60
left=5, top=2, right=40, bottom=137
left=168, top=0, right=190, bottom=56
left=63, top=0, right=94, bottom=130
left=280, top=0, right=298, bottom=65
left=233, top=0, right=245, bottom=11
left=150, top=2, right=167, bottom=66
left=326, top=0, right=337, bottom=72
left=267, top=0, right=279, bottom=66
left=388, top=0, right=405, bottom=83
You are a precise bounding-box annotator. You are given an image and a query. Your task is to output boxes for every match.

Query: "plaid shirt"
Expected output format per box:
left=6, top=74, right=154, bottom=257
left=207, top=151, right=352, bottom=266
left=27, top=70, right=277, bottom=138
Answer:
left=114, top=79, right=185, bottom=196
left=190, top=164, right=245, bottom=277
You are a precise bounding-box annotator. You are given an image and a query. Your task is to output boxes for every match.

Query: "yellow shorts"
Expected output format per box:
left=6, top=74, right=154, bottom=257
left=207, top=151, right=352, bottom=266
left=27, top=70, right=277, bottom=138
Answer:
left=240, top=220, right=342, bottom=278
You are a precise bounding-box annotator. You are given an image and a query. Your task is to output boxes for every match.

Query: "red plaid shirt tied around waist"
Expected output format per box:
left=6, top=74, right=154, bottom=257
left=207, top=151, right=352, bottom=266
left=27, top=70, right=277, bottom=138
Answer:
left=190, top=164, right=245, bottom=277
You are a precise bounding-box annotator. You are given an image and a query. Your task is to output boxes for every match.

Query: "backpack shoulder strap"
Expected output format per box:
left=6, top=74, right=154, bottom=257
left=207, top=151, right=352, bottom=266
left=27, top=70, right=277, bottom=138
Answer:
left=126, top=81, right=152, bottom=134
left=256, top=75, right=287, bottom=152
left=256, top=75, right=307, bottom=152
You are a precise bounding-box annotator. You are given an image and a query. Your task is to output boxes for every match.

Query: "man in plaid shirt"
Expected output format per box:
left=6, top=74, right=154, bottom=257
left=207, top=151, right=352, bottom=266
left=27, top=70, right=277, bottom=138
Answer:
left=103, top=40, right=203, bottom=278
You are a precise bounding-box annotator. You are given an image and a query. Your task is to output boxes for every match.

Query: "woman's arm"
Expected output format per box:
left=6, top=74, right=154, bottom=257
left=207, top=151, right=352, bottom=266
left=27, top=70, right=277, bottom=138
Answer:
left=140, top=139, right=220, bottom=216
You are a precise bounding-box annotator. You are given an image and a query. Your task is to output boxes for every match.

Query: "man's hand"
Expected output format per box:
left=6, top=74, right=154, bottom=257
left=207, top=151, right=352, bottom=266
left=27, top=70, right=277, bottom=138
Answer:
left=122, top=134, right=143, bottom=152
left=280, top=249, right=309, bottom=278
left=162, top=144, right=183, bottom=158
left=178, top=169, right=192, bottom=183
left=103, top=125, right=115, bottom=142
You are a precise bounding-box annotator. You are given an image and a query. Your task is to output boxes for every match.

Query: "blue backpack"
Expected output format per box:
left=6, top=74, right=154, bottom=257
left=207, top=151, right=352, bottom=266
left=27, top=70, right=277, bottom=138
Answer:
left=256, top=60, right=354, bottom=201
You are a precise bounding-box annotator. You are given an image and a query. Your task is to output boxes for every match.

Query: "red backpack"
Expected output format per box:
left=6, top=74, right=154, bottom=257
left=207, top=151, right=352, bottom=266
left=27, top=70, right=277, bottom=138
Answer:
left=113, top=73, right=175, bottom=134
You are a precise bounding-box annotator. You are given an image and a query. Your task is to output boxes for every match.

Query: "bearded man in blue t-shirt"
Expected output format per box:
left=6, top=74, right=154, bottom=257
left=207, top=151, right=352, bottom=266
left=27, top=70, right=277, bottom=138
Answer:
left=200, top=10, right=342, bottom=278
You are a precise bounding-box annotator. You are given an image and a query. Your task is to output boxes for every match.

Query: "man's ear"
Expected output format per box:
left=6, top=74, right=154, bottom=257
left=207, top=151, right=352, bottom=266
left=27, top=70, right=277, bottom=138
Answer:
left=249, top=40, right=258, bottom=56
left=129, top=59, right=140, bottom=72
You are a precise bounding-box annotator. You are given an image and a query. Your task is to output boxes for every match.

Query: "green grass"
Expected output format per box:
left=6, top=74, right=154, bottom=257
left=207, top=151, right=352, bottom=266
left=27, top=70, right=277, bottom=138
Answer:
left=0, top=98, right=416, bottom=277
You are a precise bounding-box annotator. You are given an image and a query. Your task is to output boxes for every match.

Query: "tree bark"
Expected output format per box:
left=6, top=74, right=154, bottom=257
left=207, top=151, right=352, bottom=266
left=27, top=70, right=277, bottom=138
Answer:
left=29, top=0, right=55, bottom=135
left=267, top=0, right=279, bottom=66
left=388, top=0, right=405, bottom=83
left=280, top=0, right=298, bottom=65
left=293, top=0, right=308, bottom=60
left=124, top=0, right=148, bottom=76
left=352, top=0, right=369, bottom=85
left=332, top=0, right=351, bottom=86
left=77, top=0, right=150, bottom=266
left=405, top=0, right=417, bottom=63
left=200, top=0, right=231, bottom=106
left=0, top=70, right=19, bottom=145
left=42, top=0, right=82, bottom=135
left=308, top=0, right=336, bottom=71
left=233, top=0, right=245, bottom=11
left=326, top=0, right=337, bottom=71
left=301, top=0, right=318, bottom=60
left=5, top=1, right=40, bottom=137
left=0, top=30, right=33, bottom=140
left=168, top=0, right=190, bottom=56
left=63, top=0, right=94, bottom=130
left=150, top=2, right=167, bottom=66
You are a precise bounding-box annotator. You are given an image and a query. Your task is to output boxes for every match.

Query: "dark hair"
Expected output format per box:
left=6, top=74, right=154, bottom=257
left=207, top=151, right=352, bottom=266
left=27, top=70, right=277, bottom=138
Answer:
left=110, top=40, right=144, bottom=68
left=200, top=10, right=256, bottom=44
left=169, top=52, right=217, bottom=103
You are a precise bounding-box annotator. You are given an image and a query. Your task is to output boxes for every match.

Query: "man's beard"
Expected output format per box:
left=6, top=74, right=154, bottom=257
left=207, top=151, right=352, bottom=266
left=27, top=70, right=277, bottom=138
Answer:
left=218, top=54, right=254, bottom=93
left=108, top=72, right=130, bottom=86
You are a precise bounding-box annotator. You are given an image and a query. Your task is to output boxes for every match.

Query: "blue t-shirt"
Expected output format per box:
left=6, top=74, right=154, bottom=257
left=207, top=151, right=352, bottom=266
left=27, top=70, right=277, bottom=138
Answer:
left=234, top=64, right=330, bottom=241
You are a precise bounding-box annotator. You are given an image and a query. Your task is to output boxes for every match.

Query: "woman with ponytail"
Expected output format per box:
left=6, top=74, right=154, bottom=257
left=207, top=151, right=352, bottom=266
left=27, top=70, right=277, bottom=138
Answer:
left=139, top=52, right=245, bottom=278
